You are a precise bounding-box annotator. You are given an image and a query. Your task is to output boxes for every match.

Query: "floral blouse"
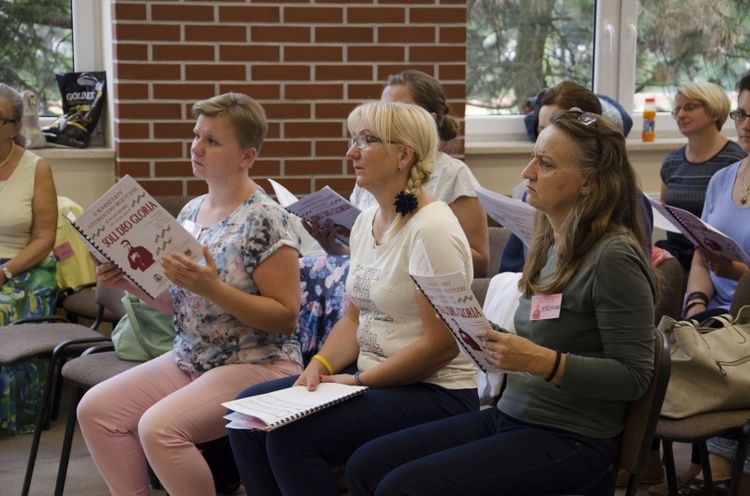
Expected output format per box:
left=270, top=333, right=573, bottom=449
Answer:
left=170, top=190, right=301, bottom=376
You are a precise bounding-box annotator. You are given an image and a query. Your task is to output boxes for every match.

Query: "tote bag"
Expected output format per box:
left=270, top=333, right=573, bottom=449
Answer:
left=657, top=305, right=750, bottom=419
left=111, top=294, right=176, bottom=362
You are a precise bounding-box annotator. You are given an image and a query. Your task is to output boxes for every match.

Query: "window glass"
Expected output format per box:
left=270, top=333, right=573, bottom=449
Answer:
left=0, top=0, right=73, bottom=116
left=634, top=0, right=750, bottom=113
left=466, top=0, right=596, bottom=116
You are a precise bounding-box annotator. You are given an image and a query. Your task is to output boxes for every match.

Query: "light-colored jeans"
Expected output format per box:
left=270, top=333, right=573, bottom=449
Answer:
left=77, top=351, right=301, bottom=496
left=708, top=437, right=750, bottom=475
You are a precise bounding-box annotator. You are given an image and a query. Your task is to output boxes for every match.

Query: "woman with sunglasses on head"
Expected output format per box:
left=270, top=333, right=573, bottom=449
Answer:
left=0, top=82, right=58, bottom=435
left=227, top=101, right=478, bottom=496
left=656, top=82, right=746, bottom=272
left=346, top=109, right=657, bottom=496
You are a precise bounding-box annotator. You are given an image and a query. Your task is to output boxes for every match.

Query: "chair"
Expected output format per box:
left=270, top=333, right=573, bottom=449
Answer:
left=59, top=282, right=123, bottom=329
left=729, top=271, right=750, bottom=317
left=616, top=328, right=672, bottom=496
left=54, top=344, right=142, bottom=496
left=654, top=257, right=686, bottom=324
left=7, top=283, right=126, bottom=496
left=654, top=273, right=750, bottom=496
left=0, top=318, right=112, bottom=496
left=486, top=226, right=511, bottom=277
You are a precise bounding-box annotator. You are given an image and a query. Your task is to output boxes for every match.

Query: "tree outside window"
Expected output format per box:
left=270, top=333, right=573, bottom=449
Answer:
left=0, top=0, right=73, bottom=116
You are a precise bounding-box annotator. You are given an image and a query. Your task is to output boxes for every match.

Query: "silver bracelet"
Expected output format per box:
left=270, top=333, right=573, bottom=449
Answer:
left=1, top=265, right=12, bottom=280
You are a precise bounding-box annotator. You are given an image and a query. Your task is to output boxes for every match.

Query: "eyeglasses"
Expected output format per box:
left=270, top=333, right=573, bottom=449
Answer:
left=347, top=134, right=401, bottom=151
left=730, top=109, right=750, bottom=122
left=0, top=117, right=15, bottom=126
left=671, top=102, right=703, bottom=117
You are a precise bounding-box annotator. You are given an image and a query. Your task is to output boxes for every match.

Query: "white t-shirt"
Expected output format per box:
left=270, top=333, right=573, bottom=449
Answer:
left=350, top=152, right=480, bottom=210
left=348, top=201, right=477, bottom=390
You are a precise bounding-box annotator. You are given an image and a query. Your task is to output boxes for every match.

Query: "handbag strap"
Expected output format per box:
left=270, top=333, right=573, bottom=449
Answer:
left=122, top=295, right=157, bottom=360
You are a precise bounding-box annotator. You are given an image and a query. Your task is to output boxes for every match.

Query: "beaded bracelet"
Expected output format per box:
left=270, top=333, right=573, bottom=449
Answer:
left=311, top=354, right=334, bottom=376
left=354, top=371, right=365, bottom=387
left=544, top=351, right=562, bottom=382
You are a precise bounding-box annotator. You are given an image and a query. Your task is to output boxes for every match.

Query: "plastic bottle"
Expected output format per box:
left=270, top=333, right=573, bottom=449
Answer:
left=642, top=97, right=656, bottom=142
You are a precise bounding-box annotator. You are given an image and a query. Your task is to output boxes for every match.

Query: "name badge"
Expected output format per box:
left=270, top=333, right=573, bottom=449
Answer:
left=530, top=293, right=563, bottom=320
left=182, top=219, right=203, bottom=239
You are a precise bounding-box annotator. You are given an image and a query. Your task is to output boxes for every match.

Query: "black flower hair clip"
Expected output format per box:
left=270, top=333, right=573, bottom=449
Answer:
left=394, top=191, right=418, bottom=216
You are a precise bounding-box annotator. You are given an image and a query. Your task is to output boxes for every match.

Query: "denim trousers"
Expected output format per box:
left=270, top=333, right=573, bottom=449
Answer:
left=346, top=408, right=621, bottom=496
left=226, top=366, right=478, bottom=496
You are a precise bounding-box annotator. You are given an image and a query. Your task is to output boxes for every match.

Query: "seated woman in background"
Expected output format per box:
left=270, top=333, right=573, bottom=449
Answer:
left=656, top=81, right=746, bottom=272
left=0, top=82, right=58, bottom=435
left=77, top=93, right=302, bottom=496
left=346, top=109, right=656, bottom=496
left=228, top=101, right=478, bottom=495
left=308, top=70, right=490, bottom=277
left=500, top=80, right=653, bottom=273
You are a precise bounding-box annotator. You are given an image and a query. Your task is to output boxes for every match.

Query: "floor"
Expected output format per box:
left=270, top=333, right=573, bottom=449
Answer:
left=0, top=380, right=692, bottom=495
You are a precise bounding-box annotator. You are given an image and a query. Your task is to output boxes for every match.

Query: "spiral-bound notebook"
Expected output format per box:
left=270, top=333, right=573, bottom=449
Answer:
left=66, top=175, right=204, bottom=299
left=223, top=383, right=368, bottom=431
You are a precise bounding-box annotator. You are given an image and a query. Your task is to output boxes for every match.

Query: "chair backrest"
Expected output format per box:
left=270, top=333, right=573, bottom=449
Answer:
left=618, top=328, right=671, bottom=483
left=471, top=278, right=491, bottom=309
left=94, top=284, right=127, bottom=322
left=730, top=271, right=750, bottom=318
left=486, top=226, right=511, bottom=277
left=654, top=257, right=685, bottom=325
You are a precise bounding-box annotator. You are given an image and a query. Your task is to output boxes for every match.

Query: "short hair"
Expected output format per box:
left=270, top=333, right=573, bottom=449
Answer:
left=737, top=73, right=750, bottom=99
left=191, top=93, right=267, bottom=151
left=676, top=82, right=731, bottom=131
left=383, top=70, right=459, bottom=142
left=0, top=82, right=25, bottom=146
left=533, top=81, right=602, bottom=139
left=347, top=100, right=438, bottom=198
left=520, top=109, right=650, bottom=297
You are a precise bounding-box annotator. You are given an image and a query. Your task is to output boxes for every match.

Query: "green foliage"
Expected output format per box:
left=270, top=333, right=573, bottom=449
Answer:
left=0, top=0, right=73, bottom=115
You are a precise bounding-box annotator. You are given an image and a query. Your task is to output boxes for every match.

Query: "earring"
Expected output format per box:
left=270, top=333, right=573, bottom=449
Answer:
left=398, top=166, right=402, bottom=172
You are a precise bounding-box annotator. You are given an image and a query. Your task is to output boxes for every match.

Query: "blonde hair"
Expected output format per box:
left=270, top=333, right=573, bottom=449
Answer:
left=520, top=110, right=653, bottom=298
left=347, top=100, right=437, bottom=197
left=191, top=93, right=267, bottom=151
left=677, top=82, right=731, bottom=131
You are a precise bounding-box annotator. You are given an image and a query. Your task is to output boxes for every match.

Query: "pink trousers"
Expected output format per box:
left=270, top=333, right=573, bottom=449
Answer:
left=77, top=351, right=301, bottom=496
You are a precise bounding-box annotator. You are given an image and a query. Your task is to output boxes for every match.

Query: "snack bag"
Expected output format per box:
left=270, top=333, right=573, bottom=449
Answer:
left=43, top=71, right=106, bottom=148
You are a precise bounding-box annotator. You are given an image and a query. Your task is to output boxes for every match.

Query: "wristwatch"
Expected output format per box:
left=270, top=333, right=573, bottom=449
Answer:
left=1, top=265, right=12, bottom=280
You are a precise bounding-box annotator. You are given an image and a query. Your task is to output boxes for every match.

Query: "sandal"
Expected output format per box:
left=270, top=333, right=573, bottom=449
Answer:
left=677, top=477, right=730, bottom=496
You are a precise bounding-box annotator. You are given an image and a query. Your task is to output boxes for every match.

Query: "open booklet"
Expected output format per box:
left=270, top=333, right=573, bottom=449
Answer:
left=475, top=186, right=535, bottom=247
left=223, top=383, right=368, bottom=431
left=66, top=175, right=204, bottom=299
left=648, top=198, right=750, bottom=266
left=408, top=239, right=529, bottom=377
left=267, top=179, right=361, bottom=246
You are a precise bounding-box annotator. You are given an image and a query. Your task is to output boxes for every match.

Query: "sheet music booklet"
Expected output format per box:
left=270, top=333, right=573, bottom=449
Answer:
left=223, top=383, right=368, bottom=431
left=66, top=175, right=204, bottom=298
left=267, top=179, right=361, bottom=245
left=475, top=186, right=535, bottom=247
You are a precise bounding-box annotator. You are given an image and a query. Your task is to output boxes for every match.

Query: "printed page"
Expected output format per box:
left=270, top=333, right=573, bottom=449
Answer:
left=409, top=240, right=505, bottom=373
left=649, top=198, right=750, bottom=265
left=475, top=186, right=535, bottom=247
left=69, top=175, right=204, bottom=298
left=222, top=383, right=367, bottom=431
left=267, top=180, right=361, bottom=245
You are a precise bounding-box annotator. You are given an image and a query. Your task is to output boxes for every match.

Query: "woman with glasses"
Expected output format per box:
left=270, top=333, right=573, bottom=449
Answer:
left=0, top=82, right=58, bottom=435
left=656, top=82, right=746, bottom=272
left=227, top=101, right=478, bottom=495
left=307, top=70, right=490, bottom=278
left=664, top=73, right=750, bottom=496
left=346, top=110, right=657, bottom=496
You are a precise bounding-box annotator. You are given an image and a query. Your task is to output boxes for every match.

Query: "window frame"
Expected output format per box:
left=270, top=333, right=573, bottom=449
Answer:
left=466, top=0, right=690, bottom=144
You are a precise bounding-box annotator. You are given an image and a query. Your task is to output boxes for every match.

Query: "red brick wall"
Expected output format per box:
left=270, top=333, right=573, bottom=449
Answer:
left=111, top=1, right=467, bottom=198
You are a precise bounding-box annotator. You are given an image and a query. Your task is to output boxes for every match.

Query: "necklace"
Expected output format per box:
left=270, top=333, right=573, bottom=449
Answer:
left=742, top=158, right=750, bottom=205
left=0, top=143, right=13, bottom=169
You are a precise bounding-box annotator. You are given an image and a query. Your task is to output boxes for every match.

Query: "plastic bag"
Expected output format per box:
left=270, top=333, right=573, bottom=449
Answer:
left=43, top=71, right=107, bottom=148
